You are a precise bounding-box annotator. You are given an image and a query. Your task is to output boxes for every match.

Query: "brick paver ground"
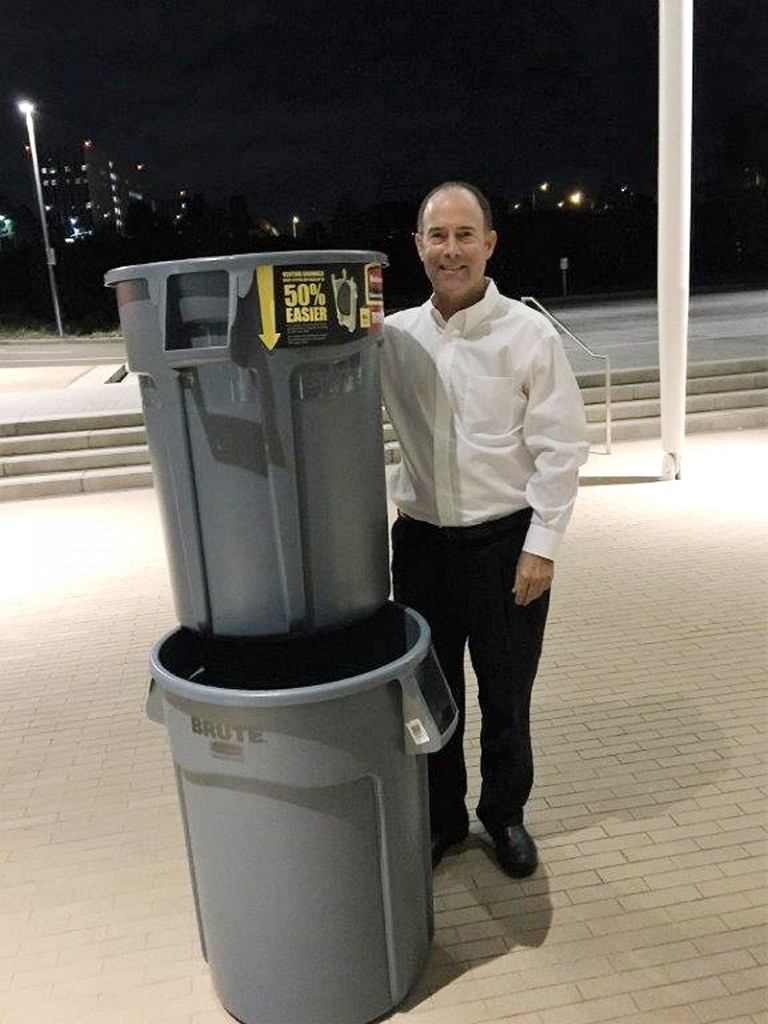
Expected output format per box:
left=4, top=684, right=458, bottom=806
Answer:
left=1, top=430, right=765, bottom=1024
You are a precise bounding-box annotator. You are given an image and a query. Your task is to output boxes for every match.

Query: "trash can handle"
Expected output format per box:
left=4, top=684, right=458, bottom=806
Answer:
left=398, top=662, right=458, bottom=755
left=146, top=678, right=165, bottom=724
left=160, top=266, right=242, bottom=369
left=163, top=345, right=234, bottom=369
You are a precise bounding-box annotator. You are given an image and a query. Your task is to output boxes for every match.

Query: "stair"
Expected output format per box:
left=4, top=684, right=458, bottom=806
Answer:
left=384, top=357, right=768, bottom=462
left=1, top=357, right=764, bottom=499
left=580, top=358, right=767, bottom=445
left=0, top=411, right=152, bottom=501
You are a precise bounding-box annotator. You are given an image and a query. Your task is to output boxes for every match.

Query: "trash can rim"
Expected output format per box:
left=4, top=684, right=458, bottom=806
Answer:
left=104, top=250, right=389, bottom=287
left=149, top=605, right=432, bottom=708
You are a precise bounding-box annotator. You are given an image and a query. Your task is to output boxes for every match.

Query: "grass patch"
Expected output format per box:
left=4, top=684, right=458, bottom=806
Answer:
left=0, top=323, right=122, bottom=341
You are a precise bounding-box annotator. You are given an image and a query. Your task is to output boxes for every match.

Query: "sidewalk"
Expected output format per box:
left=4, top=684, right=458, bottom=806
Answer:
left=0, top=368, right=140, bottom=433
left=0, top=429, right=765, bottom=1024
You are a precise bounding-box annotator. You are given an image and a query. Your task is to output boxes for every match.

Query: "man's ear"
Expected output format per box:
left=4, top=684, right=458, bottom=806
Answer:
left=414, top=231, right=425, bottom=261
left=485, top=229, right=498, bottom=259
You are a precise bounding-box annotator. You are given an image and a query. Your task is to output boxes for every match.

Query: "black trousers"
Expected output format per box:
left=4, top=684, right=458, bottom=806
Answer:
left=391, top=510, right=550, bottom=836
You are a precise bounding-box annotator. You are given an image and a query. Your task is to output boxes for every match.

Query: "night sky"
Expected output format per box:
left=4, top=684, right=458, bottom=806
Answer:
left=3, top=0, right=766, bottom=230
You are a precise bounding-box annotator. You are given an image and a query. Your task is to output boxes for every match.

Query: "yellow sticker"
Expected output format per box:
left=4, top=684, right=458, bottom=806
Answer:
left=255, top=266, right=281, bottom=350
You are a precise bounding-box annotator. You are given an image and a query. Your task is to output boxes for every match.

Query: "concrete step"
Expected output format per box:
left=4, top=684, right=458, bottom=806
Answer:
left=384, top=440, right=401, bottom=465
left=0, top=464, right=154, bottom=502
left=580, top=370, right=768, bottom=406
left=575, top=356, right=768, bottom=389
left=383, top=422, right=398, bottom=444
left=68, top=364, right=127, bottom=387
left=585, top=387, right=767, bottom=423
left=586, top=405, right=768, bottom=444
left=4, top=354, right=763, bottom=497
left=0, top=425, right=147, bottom=457
left=0, top=410, right=144, bottom=439
left=383, top=405, right=768, bottom=462
left=1, top=444, right=151, bottom=478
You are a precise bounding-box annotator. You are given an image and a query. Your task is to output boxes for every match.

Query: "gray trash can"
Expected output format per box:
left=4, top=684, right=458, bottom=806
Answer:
left=147, top=602, right=457, bottom=1024
left=105, top=251, right=389, bottom=638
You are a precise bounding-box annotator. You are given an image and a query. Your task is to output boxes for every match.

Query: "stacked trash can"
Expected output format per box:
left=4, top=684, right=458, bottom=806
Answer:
left=106, top=251, right=457, bottom=1024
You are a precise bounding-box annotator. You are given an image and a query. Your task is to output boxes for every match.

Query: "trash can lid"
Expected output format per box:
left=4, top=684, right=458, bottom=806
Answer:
left=105, top=250, right=388, bottom=286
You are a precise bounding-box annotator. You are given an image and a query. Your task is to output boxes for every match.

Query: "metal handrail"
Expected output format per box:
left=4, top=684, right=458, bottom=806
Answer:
left=521, top=296, right=612, bottom=454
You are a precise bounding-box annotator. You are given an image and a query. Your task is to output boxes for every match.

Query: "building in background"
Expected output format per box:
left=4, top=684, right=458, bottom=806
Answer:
left=37, top=140, right=147, bottom=241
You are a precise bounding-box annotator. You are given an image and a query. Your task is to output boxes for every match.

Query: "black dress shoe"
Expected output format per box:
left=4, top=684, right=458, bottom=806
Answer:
left=487, top=824, right=538, bottom=877
left=431, top=827, right=468, bottom=868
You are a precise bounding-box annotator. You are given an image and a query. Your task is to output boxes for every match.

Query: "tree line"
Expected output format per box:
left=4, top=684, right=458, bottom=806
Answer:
left=1, top=184, right=765, bottom=333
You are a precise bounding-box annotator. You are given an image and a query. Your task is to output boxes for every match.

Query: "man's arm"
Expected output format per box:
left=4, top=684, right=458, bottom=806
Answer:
left=513, top=324, right=589, bottom=602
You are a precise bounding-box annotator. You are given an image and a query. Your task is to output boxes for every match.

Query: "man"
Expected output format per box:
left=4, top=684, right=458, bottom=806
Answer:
left=380, top=182, right=589, bottom=876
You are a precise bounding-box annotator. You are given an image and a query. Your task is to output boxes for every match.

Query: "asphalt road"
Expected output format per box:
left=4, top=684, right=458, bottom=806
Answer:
left=0, top=290, right=764, bottom=372
left=550, top=289, right=767, bottom=371
left=0, top=338, right=126, bottom=367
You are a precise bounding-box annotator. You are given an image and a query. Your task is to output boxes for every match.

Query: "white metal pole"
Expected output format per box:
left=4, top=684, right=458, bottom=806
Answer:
left=657, top=0, right=693, bottom=479
left=20, top=104, right=64, bottom=337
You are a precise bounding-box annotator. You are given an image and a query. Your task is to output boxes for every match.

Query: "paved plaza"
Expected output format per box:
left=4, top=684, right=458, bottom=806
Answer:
left=0, top=427, right=765, bottom=1024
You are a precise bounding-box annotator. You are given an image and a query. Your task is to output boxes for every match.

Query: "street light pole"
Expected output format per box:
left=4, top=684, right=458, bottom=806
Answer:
left=18, top=101, right=64, bottom=337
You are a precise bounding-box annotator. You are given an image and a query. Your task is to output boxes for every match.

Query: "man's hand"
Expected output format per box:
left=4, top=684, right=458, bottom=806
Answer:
left=513, top=552, right=554, bottom=606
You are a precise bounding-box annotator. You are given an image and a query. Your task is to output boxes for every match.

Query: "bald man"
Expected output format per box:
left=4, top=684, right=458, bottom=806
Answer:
left=381, top=181, right=589, bottom=876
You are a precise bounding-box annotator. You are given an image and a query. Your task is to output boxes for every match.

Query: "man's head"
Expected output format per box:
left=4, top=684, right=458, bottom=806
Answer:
left=415, top=182, right=497, bottom=319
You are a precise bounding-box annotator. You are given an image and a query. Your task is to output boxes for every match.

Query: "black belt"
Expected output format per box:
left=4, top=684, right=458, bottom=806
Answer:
left=397, top=507, right=532, bottom=544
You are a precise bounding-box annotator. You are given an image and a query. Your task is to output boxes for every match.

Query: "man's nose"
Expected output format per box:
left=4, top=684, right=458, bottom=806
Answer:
left=443, top=232, right=461, bottom=256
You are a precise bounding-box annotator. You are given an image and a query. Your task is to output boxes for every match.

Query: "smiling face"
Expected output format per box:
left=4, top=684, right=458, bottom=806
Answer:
left=415, top=186, right=497, bottom=319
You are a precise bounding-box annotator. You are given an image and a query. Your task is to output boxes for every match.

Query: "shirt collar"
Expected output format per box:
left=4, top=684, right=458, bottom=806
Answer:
left=426, top=279, right=500, bottom=335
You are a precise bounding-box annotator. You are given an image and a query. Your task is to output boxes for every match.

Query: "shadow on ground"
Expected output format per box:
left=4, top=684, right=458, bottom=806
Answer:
left=392, top=688, right=728, bottom=1014
left=394, top=838, right=554, bottom=1013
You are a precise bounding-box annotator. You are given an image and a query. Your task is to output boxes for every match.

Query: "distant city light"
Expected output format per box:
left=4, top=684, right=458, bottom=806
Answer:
left=568, top=191, right=584, bottom=206
left=530, top=181, right=551, bottom=211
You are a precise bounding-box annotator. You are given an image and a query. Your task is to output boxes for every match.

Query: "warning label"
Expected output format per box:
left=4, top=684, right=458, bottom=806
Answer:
left=254, top=262, right=384, bottom=349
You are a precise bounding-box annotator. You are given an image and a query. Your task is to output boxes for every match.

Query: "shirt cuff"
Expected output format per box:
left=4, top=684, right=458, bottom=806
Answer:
left=522, top=524, right=564, bottom=561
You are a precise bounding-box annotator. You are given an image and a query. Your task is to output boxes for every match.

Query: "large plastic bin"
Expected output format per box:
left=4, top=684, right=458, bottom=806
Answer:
left=105, top=251, right=389, bottom=637
left=147, top=602, right=457, bottom=1024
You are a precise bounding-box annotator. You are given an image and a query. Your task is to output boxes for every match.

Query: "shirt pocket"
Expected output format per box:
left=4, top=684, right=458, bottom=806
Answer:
left=460, top=374, right=527, bottom=443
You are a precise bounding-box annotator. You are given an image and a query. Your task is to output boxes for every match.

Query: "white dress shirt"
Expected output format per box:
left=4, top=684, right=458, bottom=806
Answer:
left=381, top=279, right=589, bottom=560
